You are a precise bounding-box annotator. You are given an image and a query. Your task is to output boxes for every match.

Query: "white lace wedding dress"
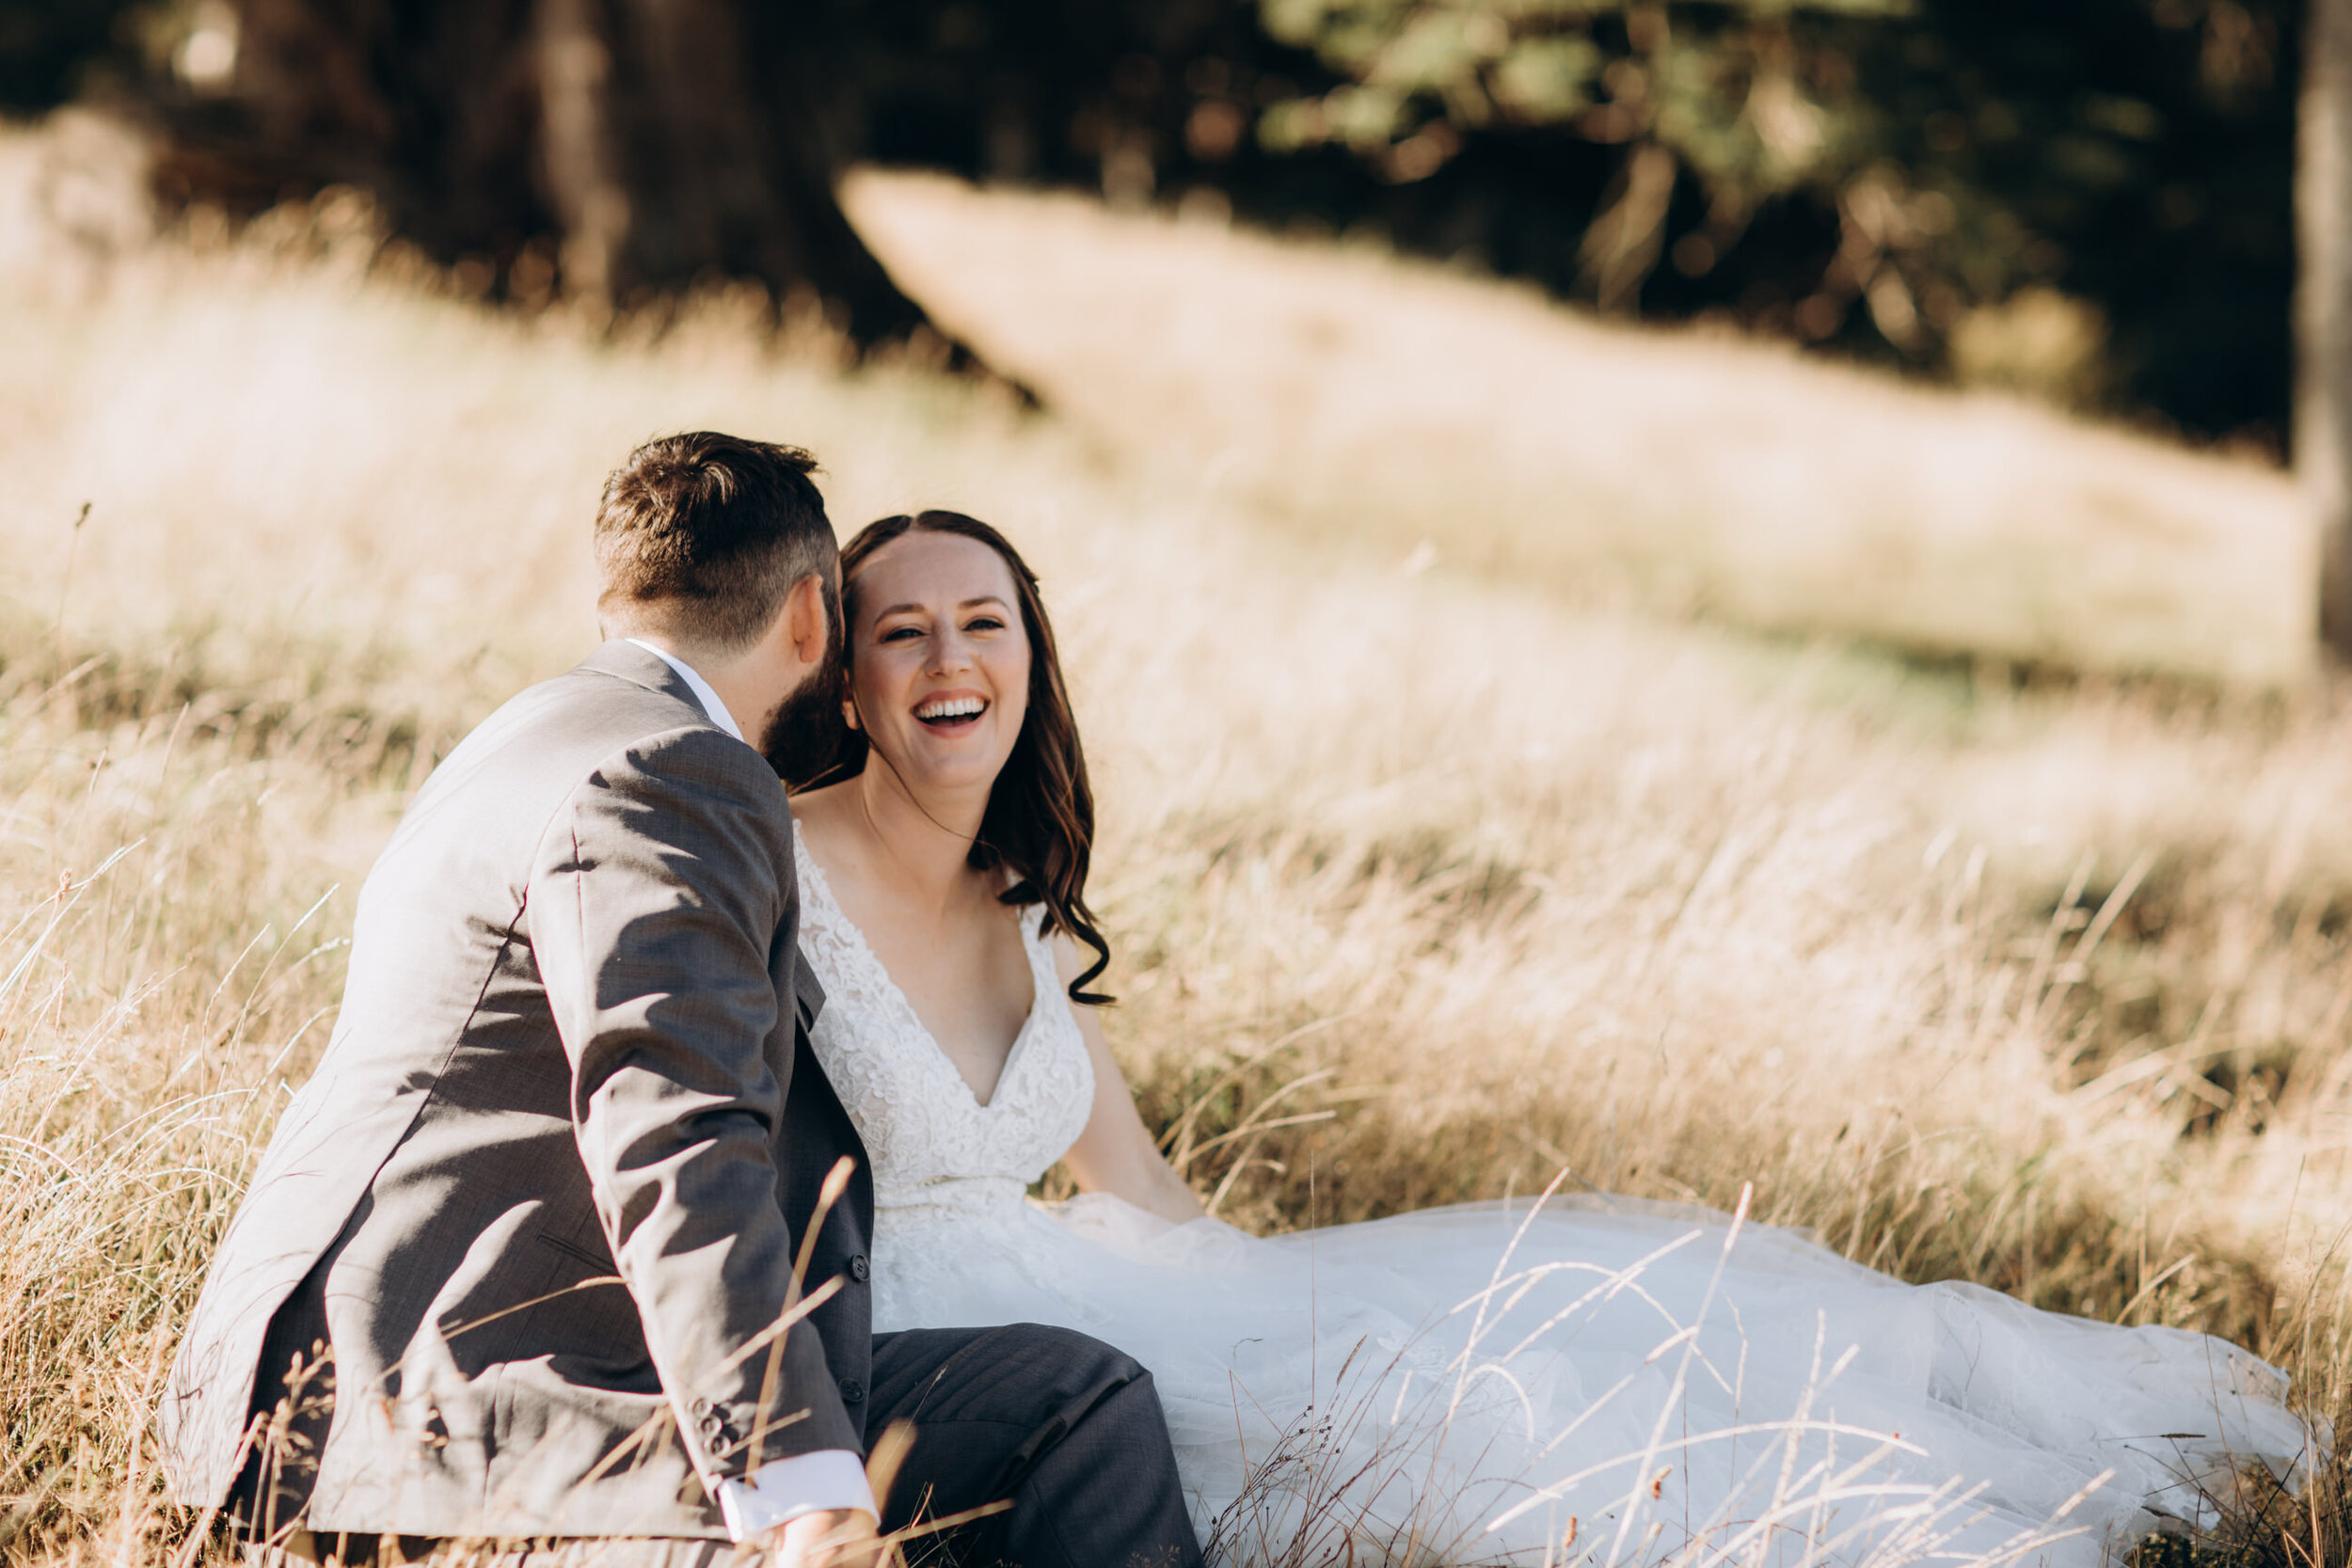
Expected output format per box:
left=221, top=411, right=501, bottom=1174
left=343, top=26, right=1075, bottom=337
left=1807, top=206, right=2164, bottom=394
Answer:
left=793, top=839, right=2312, bottom=1568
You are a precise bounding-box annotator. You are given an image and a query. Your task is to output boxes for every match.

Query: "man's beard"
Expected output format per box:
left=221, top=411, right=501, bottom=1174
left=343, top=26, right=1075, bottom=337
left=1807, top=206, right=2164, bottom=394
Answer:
left=759, top=609, right=850, bottom=784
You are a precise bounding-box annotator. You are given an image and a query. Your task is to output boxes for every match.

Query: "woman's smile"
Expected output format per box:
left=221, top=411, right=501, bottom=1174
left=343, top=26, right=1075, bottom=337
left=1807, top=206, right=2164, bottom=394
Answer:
left=913, top=689, right=992, bottom=730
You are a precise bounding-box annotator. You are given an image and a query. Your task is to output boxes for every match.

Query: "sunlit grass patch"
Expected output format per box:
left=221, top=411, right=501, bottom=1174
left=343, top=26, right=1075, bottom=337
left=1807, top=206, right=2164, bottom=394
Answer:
left=2, top=143, right=2351, bottom=1565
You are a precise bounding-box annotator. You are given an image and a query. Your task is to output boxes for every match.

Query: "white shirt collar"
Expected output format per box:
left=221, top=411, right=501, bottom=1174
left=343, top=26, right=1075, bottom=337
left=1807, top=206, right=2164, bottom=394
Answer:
left=625, top=638, right=743, bottom=742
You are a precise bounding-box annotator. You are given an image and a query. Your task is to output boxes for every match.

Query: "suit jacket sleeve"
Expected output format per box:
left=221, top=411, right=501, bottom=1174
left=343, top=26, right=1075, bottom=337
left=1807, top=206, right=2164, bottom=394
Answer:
left=528, top=724, right=858, bottom=1487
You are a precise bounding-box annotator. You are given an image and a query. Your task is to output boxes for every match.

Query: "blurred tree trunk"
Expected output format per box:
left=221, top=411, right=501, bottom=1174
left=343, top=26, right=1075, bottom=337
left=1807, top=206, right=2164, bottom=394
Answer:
left=2302, top=0, right=2352, bottom=657
left=534, top=0, right=628, bottom=303
left=182, top=0, right=937, bottom=343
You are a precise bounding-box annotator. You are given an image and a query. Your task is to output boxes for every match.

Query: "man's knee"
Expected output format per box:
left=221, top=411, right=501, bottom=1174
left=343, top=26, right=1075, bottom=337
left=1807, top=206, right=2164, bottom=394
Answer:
left=994, top=1322, right=1150, bottom=1390
left=983, top=1322, right=1181, bottom=1457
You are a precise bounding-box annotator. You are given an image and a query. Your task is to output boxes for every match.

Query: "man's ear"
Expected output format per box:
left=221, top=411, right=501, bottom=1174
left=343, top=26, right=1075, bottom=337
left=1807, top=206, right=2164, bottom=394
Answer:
left=782, top=573, right=830, bottom=667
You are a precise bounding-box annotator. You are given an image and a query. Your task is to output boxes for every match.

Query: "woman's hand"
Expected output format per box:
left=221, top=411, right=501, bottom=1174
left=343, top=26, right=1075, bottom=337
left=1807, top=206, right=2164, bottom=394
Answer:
left=1054, top=937, right=1210, bottom=1227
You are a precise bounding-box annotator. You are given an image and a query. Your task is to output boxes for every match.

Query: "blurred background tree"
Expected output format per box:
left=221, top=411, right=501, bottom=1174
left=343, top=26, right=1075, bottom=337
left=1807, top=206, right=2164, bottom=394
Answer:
left=0, top=0, right=2303, bottom=441
left=111, top=0, right=940, bottom=342
left=1234, top=0, right=2293, bottom=441
left=2302, top=0, right=2352, bottom=652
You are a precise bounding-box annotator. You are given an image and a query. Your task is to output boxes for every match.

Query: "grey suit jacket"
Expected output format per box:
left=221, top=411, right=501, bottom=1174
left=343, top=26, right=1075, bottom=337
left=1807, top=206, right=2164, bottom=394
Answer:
left=160, top=640, right=876, bottom=1539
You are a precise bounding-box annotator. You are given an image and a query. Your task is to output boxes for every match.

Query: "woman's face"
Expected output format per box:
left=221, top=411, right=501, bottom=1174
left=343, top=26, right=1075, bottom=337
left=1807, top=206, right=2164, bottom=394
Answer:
left=848, top=530, right=1033, bottom=801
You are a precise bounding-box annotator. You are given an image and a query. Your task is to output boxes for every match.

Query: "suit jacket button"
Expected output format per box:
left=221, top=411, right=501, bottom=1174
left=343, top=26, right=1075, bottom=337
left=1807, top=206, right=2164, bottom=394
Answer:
left=848, top=1254, right=870, bottom=1283
left=839, top=1378, right=865, bottom=1404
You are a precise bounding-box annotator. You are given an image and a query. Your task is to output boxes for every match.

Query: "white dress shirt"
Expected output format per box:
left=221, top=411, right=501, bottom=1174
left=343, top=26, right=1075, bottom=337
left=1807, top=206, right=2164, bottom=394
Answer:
left=625, top=639, right=879, bottom=1535
left=628, top=638, right=745, bottom=742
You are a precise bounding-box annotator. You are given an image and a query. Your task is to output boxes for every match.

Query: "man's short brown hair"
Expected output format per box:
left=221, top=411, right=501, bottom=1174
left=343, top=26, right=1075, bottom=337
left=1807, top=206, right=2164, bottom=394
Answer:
left=595, top=432, right=836, bottom=649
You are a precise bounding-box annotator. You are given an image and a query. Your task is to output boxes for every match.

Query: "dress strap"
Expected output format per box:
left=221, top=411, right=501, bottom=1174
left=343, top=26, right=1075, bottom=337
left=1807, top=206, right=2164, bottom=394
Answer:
left=789, top=832, right=866, bottom=973
left=1018, top=902, right=1071, bottom=1027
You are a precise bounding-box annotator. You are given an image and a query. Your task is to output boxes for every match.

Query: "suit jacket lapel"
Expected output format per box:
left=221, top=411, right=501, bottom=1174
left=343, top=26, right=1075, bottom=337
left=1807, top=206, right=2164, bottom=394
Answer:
left=793, top=954, right=827, bottom=1033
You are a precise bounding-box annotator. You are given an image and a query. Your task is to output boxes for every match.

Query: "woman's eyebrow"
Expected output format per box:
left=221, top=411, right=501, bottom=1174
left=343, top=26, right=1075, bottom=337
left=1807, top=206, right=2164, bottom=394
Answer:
left=874, top=594, right=1010, bottom=619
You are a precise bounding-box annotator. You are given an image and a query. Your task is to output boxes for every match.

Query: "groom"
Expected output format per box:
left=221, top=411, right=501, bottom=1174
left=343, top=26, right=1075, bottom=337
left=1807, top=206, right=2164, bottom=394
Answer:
left=162, top=433, right=1202, bottom=1568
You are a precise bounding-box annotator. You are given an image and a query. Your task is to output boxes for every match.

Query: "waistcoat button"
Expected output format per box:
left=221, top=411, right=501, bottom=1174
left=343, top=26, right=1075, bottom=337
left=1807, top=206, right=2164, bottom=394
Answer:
left=839, top=1378, right=865, bottom=1404
left=848, top=1253, right=870, bottom=1283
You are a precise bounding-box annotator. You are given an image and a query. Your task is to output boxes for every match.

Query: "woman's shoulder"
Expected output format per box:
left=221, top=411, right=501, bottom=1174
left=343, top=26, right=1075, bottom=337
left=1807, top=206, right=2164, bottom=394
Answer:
left=1044, top=926, right=1090, bottom=983
left=787, top=784, right=869, bottom=874
left=785, top=779, right=854, bottom=836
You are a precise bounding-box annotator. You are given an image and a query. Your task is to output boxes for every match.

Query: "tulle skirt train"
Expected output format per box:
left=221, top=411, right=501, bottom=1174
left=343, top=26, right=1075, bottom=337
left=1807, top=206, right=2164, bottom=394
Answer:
left=870, top=1190, right=2313, bottom=1568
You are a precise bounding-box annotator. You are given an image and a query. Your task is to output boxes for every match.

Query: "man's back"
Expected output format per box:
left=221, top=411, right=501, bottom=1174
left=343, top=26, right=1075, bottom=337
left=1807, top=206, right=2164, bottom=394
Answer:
left=162, top=641, right=871, bottom=1540
left=162, top=428, right=1203, bottom=1568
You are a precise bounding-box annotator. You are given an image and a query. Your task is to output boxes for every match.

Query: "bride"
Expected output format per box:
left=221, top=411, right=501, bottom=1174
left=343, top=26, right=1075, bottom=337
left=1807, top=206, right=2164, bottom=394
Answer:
left=773, top=510, right=2312, bottom=1568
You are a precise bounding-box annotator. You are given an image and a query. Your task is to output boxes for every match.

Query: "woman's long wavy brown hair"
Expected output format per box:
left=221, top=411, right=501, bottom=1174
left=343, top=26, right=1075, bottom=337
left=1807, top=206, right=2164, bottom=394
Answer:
left=772, top=511, right=1113, bottom=1005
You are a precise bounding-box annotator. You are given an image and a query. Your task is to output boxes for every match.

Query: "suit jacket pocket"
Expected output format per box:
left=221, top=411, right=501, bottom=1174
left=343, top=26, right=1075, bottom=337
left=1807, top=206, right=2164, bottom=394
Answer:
left=496, top=1230, right=645, bottom=1385
left=485, top=1354, right=716, bottom=1537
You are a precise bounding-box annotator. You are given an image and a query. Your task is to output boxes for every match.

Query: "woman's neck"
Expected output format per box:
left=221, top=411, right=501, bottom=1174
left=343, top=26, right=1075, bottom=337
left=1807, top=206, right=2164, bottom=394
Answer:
left=846, top=761, right=988, bottom=914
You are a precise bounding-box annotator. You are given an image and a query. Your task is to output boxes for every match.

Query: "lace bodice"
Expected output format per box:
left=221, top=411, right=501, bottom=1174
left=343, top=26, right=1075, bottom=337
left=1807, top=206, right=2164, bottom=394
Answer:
left=793, top=834, right=1096, bottom=1227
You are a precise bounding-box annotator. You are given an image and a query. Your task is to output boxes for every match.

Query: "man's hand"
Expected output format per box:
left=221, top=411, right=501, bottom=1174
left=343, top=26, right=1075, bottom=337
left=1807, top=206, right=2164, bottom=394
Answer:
left=774, top=1508, right=883, bottom=1567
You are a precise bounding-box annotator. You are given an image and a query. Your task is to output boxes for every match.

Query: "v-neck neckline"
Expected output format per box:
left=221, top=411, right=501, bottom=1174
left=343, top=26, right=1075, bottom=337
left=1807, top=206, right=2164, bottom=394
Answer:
left=795, top=834, right=1043, bottom=1110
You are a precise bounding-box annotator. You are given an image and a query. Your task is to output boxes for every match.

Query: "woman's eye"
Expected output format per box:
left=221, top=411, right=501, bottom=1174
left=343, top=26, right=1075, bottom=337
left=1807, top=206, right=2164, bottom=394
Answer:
left=965, top=616, right=1005, bottom=632
left=880, top=625, right=924, bottom=642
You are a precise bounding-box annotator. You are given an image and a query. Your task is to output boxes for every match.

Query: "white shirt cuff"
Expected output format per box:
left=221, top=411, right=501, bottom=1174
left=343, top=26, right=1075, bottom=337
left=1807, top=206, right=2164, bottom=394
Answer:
left=714, top=1449, right=877, bottom=1541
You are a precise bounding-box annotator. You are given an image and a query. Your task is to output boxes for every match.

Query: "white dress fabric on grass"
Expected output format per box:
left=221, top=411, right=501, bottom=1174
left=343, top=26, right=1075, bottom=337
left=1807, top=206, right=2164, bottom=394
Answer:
left=792, top=839, right=2312, bottom=1568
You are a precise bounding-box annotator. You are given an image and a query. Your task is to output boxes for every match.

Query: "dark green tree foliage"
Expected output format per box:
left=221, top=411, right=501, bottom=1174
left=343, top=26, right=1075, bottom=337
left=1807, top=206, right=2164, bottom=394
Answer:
left=801, top=0, right=2302, bottom=441
left=1866, top=0, right=2295, bottom=437
left=0, top=0, right=2305, bottom=440
left=0, top=0, right=139, bottom=109
left=1226, top=0, right=2297, bottom=438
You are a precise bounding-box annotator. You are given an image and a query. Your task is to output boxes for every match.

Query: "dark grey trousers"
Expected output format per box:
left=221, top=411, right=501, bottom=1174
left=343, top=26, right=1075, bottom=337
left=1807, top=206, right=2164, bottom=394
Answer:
left=867, top=1323, right=1202, bottom=1568
left=241, top=1323, right=1202, bottom=1568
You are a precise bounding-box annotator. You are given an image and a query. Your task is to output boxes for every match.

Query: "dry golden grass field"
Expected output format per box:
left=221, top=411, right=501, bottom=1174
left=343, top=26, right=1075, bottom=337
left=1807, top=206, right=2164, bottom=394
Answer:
left=5, top=115, right=2352, bottom=1565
